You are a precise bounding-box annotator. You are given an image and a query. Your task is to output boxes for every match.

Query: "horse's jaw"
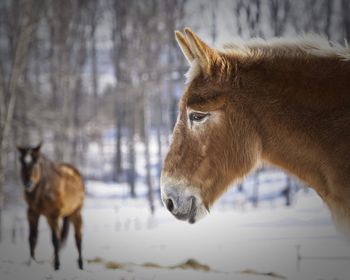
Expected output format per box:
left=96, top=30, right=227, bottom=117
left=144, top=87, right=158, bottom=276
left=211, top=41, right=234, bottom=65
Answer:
left=24, top=182, right=37, bottom=193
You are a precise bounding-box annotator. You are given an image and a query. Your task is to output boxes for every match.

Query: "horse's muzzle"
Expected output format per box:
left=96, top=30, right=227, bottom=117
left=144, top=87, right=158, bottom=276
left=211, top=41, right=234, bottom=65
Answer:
left=164, top=192, right=197, bottom=223
left=161, top=176, right=208, bottom=224
left=24, top=181, right=35, bottom=192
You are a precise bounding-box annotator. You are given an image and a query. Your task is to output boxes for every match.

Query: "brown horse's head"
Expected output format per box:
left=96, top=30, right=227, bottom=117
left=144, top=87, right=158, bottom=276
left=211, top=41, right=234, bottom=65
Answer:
left=17, top=143, right=42, bottom=192
left=161, top=29, right=262, bottom=223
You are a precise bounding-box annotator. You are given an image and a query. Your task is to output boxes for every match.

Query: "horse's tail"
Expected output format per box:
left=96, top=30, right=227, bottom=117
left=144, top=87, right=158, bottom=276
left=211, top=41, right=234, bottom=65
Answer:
left=60, top=216, right=70, bottom=248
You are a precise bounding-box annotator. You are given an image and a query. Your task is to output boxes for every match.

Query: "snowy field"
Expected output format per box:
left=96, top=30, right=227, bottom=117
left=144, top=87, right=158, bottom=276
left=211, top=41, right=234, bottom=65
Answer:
left=1, top=185, right=350, bottom=280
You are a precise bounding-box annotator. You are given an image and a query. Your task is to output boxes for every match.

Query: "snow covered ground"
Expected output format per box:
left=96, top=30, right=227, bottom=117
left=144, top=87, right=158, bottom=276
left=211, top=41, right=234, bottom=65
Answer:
left=0, top=185, right=349, bottom=280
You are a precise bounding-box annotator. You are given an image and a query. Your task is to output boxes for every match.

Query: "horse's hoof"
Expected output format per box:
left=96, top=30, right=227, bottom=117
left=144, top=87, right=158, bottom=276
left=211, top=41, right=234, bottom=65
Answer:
left=78, top=259, right=83, bottom=270
left=54, top=260, right=60, bottom=270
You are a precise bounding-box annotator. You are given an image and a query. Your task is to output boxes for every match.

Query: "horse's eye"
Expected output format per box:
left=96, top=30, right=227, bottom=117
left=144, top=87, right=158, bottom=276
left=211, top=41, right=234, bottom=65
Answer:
left=189, top=112, right=209, bottom=122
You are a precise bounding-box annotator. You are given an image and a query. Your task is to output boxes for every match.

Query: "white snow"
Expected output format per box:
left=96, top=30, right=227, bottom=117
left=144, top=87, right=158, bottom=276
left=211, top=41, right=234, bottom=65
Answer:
left=0, top=185, right=349, bottom=280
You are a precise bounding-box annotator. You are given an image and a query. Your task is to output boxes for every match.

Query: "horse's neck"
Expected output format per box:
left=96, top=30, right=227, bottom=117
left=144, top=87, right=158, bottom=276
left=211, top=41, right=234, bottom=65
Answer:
left=37, top=156, right=58, bottom=188
left=245, top=57, right=350, bottom=198
left=258, top=110, right=329, bottom=195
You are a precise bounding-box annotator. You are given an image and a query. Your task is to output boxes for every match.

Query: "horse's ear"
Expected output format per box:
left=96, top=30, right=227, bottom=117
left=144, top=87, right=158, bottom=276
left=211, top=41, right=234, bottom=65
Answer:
left=175, top=30, right=195, bottom=64
left=183, top=28, right=219, bottom=74
left=17, top=145, right=25, bottom=154
left=33, top=142, right=42, bottom=153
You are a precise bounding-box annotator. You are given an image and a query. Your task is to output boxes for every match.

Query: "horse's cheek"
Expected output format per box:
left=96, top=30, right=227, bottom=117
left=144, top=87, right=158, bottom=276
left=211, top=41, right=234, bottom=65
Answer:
left=31, top=168, right=40, bottom=184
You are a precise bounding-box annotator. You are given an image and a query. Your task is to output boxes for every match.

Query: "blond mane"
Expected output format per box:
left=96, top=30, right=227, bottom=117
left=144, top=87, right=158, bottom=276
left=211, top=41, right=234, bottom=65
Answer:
left=222, top=35, right=350, bottom=61
left=184, top=35, right=350, bottom=84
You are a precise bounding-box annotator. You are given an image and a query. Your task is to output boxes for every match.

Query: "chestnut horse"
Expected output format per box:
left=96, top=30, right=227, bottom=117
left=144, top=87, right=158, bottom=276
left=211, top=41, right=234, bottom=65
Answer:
left=17, top=143, right=85, bottom=270
left=161, top=28, right=350, bottom=233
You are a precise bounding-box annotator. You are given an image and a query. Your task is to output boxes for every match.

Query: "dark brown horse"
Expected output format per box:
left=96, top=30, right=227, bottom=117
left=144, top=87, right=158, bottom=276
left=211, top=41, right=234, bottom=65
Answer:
left=161, top=28, right=350, bottom=233
left=17, top=143, right=85, bottom=270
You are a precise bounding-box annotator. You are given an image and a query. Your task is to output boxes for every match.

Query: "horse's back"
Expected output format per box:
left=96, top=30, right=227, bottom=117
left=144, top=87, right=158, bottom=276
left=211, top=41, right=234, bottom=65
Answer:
left=57, top=163, right=85, bottom=216
left=59, top=163, right=84, bottom=183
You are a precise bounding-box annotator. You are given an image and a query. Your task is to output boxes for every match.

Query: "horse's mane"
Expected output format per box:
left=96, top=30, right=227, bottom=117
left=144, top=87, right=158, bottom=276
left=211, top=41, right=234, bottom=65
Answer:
left=221, top=35, right=350, bottom=61
left=38, top=154, right=61, bottom=186
left=59, top=163, right=83, bottom=178
left=185, top=35, right=350, bottom=84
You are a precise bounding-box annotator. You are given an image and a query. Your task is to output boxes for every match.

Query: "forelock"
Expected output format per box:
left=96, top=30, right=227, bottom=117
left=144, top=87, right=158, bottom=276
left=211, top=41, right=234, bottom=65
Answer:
left=24, top=153, right=33, bottom=165
left=185, top=59, right=202, bottom=84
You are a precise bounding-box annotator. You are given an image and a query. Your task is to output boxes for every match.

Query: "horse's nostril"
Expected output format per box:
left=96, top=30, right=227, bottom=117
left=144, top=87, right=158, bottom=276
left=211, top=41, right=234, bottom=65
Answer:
left=166, top=198, right=175, bottom=212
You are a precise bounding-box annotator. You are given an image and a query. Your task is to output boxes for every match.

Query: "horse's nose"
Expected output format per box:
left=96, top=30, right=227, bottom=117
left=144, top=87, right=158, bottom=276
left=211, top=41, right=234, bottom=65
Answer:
left=162, top=190, right=197, bottom=222
left=165, top=197, right=175, bottom=212
left=161, top=176, right=208, bottom=223
left=164, top=193, right=177, bottom=213
left=24, top=181, right=34, bottom=191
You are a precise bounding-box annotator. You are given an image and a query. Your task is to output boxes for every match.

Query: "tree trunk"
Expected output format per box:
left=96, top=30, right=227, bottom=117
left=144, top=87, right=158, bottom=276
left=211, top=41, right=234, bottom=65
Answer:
left=0, top=139, right=4, bottom=242
left=127, top=101, right=136, bottom=198
left=324, top=0, right=333, bottom=38
left=127, top=139, right=136, bottom=198
left=210, top=0, right=218, bottom=44
left=342, top=0, right=350, bottom=40
left=111, top=0, right=128, bottom=184
left=156, top=89, right=163, bottom=201
left=0, top=0, right=37, bottom=242
left=143, top=95, right=154, bottom=214
left=90, top=4, right=98, bottom=105
left=113, top=99, right=123, bottom=182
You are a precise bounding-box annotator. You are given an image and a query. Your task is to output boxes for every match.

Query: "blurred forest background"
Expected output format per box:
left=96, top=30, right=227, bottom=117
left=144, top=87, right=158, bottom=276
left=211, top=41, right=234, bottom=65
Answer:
left=1, top=0, right=350, bottom=235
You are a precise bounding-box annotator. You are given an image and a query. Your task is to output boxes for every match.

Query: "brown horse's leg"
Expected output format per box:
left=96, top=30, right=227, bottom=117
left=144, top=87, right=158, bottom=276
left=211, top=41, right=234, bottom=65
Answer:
left=70, top=210, right=83, bottom=270
left=27, top=209, right=39, bottom=261
left=60, top=216, right=70, bottom=248
left=47, top=217, right=60, bottom=270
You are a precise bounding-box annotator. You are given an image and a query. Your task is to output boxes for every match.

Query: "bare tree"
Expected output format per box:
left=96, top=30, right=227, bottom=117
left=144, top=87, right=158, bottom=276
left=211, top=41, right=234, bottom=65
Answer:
left=341, top=0, right=350, bottom=41
left=44, top=0, right=90, bottom=163
left=235, top=0, right=262, bottom=38
left=0, top=0, right=39, bottom=242
left=323, top=0, right=333, bottom=39
left=111, top=0, right=129, bottom=183
left=88, top=0, right=100, bottom=102
left=269, top=0, right=290, bottom=36
left=210, top=0, right=218, bottom=44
